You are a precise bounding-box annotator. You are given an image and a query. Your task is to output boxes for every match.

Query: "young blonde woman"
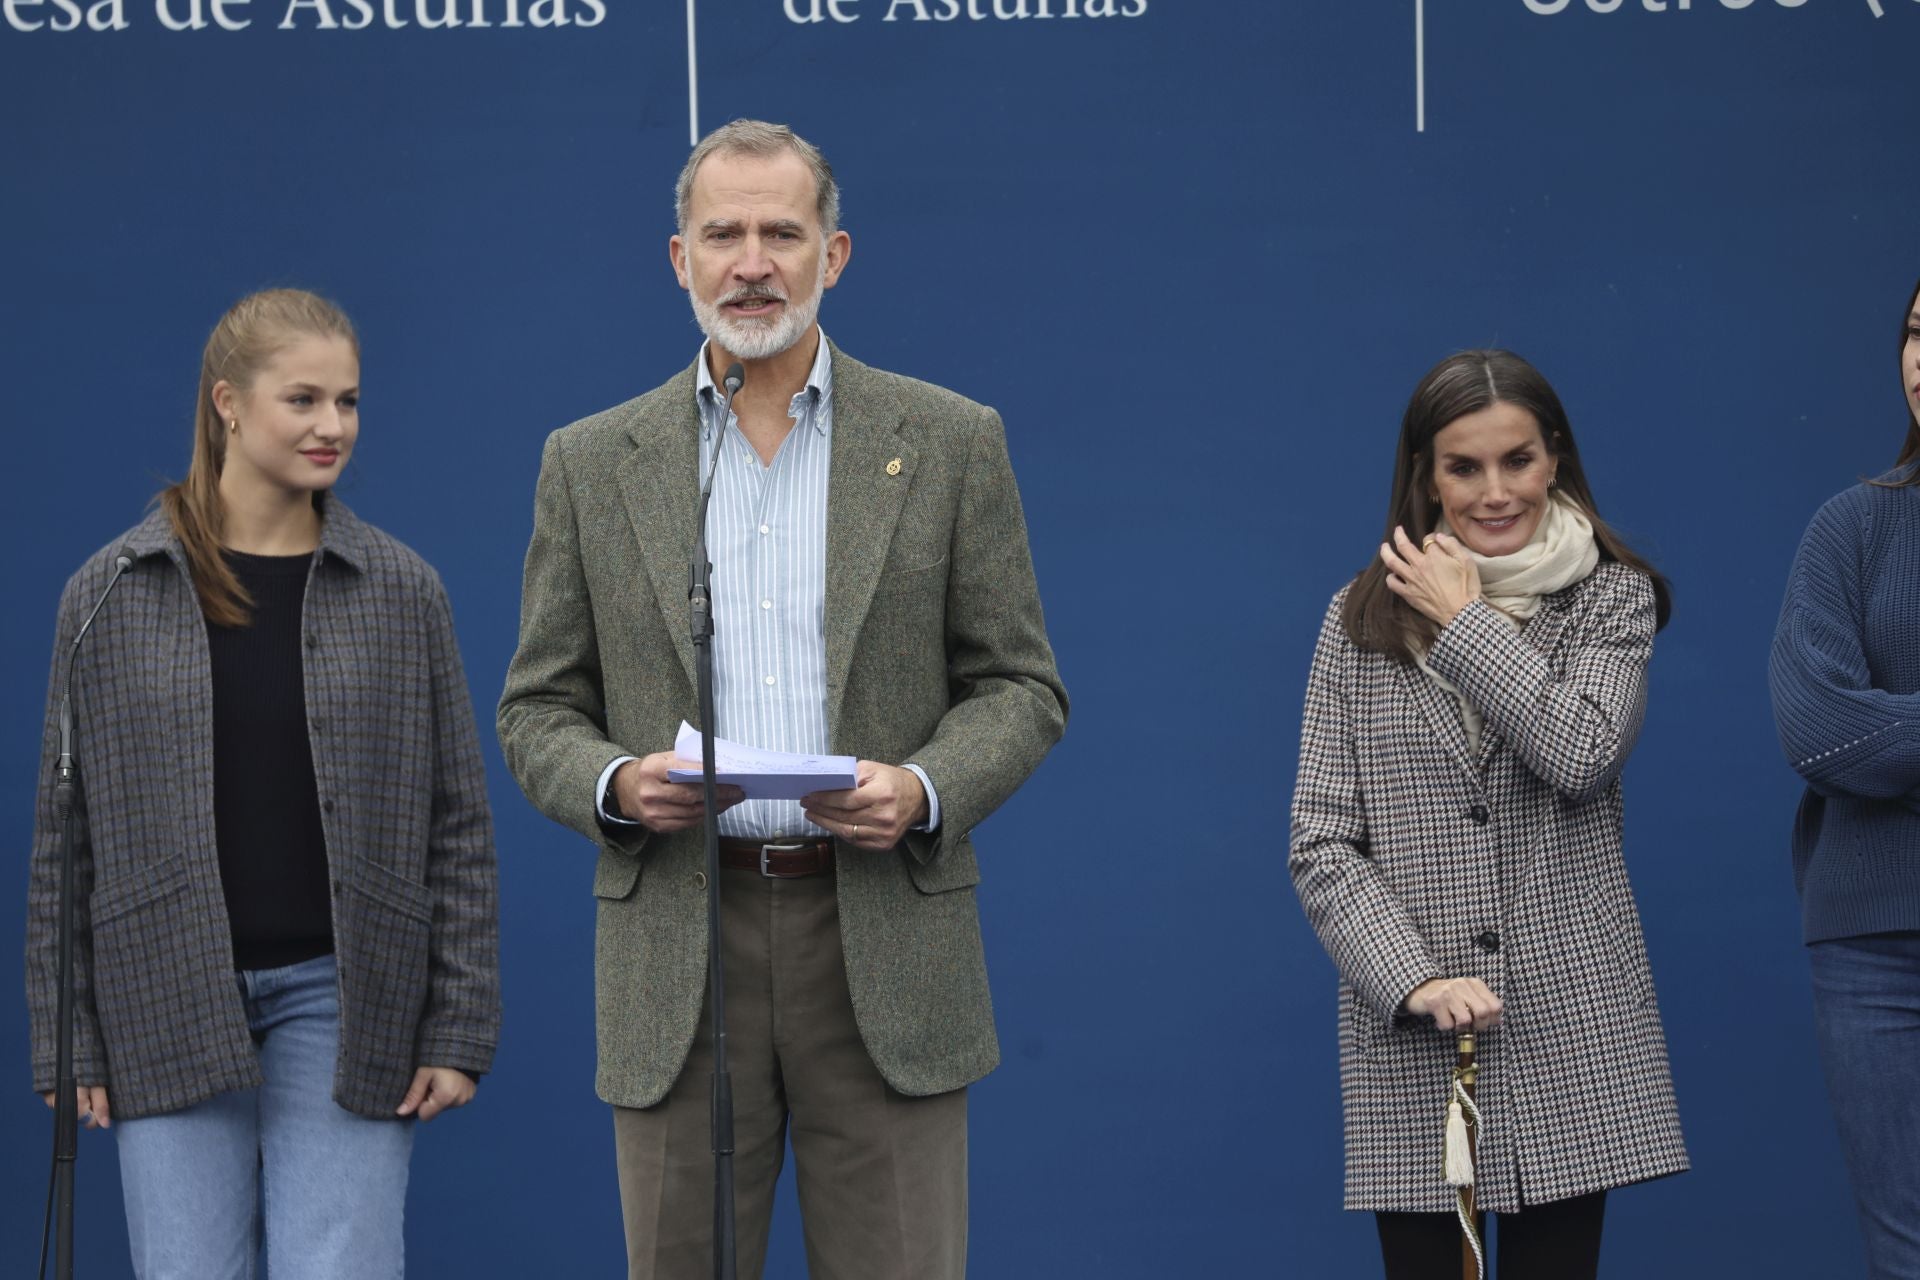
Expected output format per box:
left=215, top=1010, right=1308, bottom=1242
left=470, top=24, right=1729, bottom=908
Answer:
left=1290, top=350, right=1687, bottom=1279
left=24, top=289, right=499, bottom=1278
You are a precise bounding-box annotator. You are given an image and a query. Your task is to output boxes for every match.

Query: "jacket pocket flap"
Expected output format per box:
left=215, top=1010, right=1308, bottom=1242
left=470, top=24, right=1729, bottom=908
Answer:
left=347, top=860, right=434, bottom=924
left=904, top=839, right=980, bottom=894
left=593, top=850, right=642, bottom=901
left=90, top=855, right=188, bottom=924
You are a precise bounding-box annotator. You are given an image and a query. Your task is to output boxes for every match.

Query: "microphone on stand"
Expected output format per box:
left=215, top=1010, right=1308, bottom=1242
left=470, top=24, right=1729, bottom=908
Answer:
left=700, top=363, right=745, bottom=501
left=43, top=551, right=134, bottom=1280
left=691, top=363, right=743, bottom=628
left=57, top=555, right=133, bottom=787
left=689, top=362, right=742, bottom=1280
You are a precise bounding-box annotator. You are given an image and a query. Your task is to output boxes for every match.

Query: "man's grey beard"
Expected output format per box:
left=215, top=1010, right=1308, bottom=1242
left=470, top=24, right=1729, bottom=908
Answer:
left=690, top=273, right=824, bottom=361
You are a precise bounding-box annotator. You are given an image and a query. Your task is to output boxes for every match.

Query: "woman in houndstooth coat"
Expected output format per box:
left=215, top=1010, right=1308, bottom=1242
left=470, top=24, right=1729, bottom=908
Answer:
left=1290, top=350, right=1688, bottom=1280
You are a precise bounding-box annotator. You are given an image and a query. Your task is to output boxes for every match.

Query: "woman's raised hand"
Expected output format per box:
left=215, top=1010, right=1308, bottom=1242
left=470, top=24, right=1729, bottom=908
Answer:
left=1380, top=527, right=1481, bottom=627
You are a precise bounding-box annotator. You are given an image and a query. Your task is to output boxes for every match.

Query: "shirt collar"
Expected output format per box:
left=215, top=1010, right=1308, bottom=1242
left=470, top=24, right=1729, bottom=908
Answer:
left=694, top=330, right=833, bottom=436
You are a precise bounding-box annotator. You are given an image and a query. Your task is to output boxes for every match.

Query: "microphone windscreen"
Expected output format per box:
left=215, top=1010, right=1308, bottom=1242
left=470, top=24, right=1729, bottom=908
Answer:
left=724, top=362, right=745, bottom=393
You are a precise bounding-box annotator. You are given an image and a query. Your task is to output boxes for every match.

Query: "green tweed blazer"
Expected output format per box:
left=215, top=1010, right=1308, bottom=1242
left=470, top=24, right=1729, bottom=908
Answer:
left=497, top=343, right=1067, bottom=1107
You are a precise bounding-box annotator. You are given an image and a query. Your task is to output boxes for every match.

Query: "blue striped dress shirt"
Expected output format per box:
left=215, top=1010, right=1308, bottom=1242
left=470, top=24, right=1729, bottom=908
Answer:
left=597, top=335, right=938, bottom=839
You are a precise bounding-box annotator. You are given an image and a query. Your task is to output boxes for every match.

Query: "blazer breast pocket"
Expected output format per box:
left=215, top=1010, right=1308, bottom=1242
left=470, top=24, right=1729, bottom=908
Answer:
left=873, top=554, right=949, bottom=597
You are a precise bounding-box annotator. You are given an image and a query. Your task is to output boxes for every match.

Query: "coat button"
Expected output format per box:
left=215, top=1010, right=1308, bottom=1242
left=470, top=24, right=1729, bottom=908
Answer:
left=322, top=798, right=336, bottom=814
left=1477, top=930, right=1501, bottom=954
left=693, top=871, right=708, bottom=890
left=1468, top=804, right=1490, bottom=826
left=305, top=633, right=318, bottom=649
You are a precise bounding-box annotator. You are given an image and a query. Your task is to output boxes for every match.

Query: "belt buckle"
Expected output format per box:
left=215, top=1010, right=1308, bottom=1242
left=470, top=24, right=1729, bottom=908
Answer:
left=759, top=840, right=809, bottom=878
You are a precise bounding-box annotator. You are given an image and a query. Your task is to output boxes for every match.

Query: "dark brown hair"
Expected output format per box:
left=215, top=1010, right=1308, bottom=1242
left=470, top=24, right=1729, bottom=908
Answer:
left=159, top=289, right=359, bottom=626
left=1340, top=349, right=1672, bottom=662
left=1872, top=275, right=1920, bottom=489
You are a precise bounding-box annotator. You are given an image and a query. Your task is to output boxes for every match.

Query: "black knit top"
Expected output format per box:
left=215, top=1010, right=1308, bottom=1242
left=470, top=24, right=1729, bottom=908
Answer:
left=208, top=551, right=333, bottom=971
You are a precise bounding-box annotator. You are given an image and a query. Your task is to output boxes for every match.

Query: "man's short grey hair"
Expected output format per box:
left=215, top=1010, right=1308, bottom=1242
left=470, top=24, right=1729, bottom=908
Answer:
left=675, top=119, right=840, bottom=237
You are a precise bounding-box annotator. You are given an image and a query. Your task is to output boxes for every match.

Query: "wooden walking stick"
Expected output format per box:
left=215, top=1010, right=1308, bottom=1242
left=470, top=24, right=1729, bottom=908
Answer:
left=1445, top=1031, right=1485, bottom=1280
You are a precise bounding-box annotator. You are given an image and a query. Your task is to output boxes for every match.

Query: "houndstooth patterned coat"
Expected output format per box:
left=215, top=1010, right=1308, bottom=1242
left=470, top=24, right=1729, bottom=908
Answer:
left=1290, top=562, right=1688, bottom=1213
left=24, top=501, right=499, bottom=1121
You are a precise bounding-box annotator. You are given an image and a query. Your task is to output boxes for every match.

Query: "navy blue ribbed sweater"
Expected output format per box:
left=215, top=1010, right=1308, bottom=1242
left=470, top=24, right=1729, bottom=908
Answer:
left=1770, top=471, right=1920, bottom=943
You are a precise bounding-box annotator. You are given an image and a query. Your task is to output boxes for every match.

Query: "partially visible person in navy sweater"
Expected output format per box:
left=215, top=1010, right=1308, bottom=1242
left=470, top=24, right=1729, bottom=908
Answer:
left=1769, top=275, right=1920, bottom=1280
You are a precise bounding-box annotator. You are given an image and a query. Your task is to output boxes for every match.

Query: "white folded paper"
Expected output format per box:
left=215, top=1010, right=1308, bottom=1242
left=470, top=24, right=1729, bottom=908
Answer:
left=666, top=721, right=858, bottom=800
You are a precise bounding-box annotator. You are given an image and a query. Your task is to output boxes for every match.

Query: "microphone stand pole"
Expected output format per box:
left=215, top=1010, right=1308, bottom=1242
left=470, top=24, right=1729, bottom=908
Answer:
left=691, top=365, right=743, bottom=1280
left=44, top=554, right=132, bottom=1280
left=50, top=699, right=80, bottom=1280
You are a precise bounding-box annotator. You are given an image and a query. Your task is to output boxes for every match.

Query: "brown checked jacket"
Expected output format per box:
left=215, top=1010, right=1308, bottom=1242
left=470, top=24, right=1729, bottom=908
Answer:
left=24, top=500, right=500, bottom=1121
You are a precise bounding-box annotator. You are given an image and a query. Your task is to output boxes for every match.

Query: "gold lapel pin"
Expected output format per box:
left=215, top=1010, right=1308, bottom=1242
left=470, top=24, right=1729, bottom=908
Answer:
left=885, top=457, right=902, bottom=476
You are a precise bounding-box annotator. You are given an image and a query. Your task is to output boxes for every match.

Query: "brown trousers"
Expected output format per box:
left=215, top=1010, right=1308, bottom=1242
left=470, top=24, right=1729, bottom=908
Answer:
left=613, top=866, right=968, bottom=1280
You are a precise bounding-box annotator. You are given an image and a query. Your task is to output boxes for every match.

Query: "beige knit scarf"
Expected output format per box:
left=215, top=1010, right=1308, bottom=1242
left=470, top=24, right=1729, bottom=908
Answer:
left=1417, top=491, right=1599, bottom=756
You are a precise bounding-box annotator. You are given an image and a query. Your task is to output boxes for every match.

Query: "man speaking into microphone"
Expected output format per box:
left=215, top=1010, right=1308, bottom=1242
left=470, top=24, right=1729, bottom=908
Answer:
left=497, top=120, right=1067, bottom=1278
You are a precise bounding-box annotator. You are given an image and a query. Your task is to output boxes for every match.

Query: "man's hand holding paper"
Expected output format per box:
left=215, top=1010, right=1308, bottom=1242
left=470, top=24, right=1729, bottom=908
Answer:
left=611, top=751, right=746, bottom=833
left=801, top=763, right=930, bottom=851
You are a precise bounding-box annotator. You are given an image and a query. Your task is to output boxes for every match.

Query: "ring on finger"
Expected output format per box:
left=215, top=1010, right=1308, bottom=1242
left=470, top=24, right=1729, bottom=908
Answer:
left=852, top=823, right=861, bottom=839
left=1421, top=533, right=1439, bottom=551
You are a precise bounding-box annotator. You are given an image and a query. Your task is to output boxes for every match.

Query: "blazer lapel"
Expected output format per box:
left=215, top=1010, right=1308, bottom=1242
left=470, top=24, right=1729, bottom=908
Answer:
left=822, top=349, right=916, bottom=736
left=1517, top=589, right=1572, bottom=656
left=1398, top=658, right=1479, bottom=781
left=617, top=370, right=703, bottom=692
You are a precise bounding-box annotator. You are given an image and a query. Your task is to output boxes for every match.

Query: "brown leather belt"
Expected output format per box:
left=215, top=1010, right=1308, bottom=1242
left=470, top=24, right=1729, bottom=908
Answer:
left=718, top=837, right=835, bottom=879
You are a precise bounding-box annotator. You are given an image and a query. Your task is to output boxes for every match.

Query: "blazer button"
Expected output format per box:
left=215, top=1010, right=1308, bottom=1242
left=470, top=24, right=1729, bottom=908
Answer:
left=322, top=798, right=336, bottom=814
left=305, top=633, right=318, bottom=649
left=693, top=871, right=708, bottom=890
left=1476, top=930, right=1501, bottom=954
left=1468, top=804, right=1490, bottom=826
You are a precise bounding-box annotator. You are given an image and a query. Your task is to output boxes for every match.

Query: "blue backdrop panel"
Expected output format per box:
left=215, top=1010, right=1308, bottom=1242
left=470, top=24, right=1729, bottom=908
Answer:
left=1, top=2, right=1910, bottom=1274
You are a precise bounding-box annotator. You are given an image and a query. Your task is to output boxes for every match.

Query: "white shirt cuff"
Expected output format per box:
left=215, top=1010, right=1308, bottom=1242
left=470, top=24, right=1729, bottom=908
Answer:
left=596, top=756, right=643, bottom=826
left=904, top=763, right=941, bottom=832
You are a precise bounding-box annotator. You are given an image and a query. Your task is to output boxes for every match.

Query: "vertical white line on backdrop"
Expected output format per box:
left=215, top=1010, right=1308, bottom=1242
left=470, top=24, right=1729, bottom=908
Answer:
left=1415, top=0, right=1426, bottom=133
left=687, top=0, right=700, bottom=145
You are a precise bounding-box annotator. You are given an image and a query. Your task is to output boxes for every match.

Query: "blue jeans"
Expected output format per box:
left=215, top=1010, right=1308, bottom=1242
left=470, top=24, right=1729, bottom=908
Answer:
left=114, top=954, right=414, bottom=1279
left=1811, top=931, right=1920, bottom=1280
